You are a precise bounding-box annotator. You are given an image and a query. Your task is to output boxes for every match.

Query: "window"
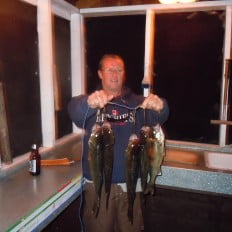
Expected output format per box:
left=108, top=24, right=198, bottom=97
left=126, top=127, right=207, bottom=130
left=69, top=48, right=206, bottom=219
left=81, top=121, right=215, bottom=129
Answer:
left=0, top=0, right=41, bottom=158
left=0, top=0, right=75, bottom=162
left=153, top=11, right=224, bottom=144
left=85, top=15, right=146, bottom=94
left=82, top=4, right=231, bottom=147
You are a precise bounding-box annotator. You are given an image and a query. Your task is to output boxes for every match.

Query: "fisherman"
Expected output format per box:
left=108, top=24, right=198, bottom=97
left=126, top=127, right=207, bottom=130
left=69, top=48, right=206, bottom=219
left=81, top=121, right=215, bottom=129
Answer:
left=68, top=54, right=169, bottom=232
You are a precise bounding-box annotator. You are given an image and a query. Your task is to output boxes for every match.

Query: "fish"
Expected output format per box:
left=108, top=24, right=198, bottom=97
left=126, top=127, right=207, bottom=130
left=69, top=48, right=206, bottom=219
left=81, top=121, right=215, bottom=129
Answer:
left=144, top=125, right=165, bottom=195
left=88, top=123, right=104, bottom=217
left=139, top=126, right=153, bottom=193
left=102, top=121, right=115, bottom=209
left=125, top=134, right=141, bottom=224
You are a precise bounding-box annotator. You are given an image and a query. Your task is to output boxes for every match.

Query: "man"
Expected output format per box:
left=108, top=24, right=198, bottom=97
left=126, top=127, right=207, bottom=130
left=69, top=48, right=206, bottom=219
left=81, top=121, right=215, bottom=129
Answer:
left=68, top=54, right=169, bottom=232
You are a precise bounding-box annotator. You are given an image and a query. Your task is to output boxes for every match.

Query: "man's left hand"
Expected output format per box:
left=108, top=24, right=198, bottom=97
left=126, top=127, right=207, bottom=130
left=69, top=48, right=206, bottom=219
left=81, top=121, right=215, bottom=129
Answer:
left=140, top=93, right=164, bottom=112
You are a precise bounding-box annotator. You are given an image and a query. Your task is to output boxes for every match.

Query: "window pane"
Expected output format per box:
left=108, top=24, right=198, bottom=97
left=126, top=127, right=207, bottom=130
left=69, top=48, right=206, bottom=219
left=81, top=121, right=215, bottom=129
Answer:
left=154, top=11, right=224, bottom=144
left=85, top=15, right=146, bottom=94
left=0, top=0, right=41, bottom=157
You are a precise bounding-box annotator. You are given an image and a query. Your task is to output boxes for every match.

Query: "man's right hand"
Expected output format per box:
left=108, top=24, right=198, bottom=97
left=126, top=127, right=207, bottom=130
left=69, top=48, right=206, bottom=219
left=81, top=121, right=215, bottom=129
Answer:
left=87, top=90, right=114, bottom=109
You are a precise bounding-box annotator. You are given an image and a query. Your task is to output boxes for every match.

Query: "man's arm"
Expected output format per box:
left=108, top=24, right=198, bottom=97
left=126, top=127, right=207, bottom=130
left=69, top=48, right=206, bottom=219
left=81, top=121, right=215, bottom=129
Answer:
left=68, top=95, right=96, bottom=128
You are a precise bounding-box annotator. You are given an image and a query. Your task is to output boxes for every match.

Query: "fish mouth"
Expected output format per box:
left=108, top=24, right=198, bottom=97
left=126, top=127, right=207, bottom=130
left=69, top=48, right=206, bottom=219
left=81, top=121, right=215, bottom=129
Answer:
left=91, top=123, right=101, bottom=131
left=102, top=121, right=111, bottom=127
left=129, top=134, right=138, bottom=141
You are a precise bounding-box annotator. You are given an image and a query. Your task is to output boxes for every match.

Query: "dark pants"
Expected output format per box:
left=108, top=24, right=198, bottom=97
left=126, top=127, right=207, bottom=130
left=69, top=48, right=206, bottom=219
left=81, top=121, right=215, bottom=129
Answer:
left=83, top=182, right=143, bottom=232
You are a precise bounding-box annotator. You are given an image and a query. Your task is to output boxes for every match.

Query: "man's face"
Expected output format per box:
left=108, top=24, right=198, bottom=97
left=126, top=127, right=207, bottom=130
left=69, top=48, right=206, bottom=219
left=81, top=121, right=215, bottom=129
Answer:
left=98, top=57, right=125, bottom=96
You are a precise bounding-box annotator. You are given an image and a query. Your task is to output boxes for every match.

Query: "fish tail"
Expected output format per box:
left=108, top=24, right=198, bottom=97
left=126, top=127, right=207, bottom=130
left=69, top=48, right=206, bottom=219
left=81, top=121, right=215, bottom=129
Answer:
left=141, top=193, right=147, bottom=205
left=92, top=197, right=101, bottom=218
left=105, top=192, right=110, bottom=209
left=127, top=205, right=134, bottom=224
left=144, top=181, right=157, bottom=195
left=104, top=170, right=112, bottom=210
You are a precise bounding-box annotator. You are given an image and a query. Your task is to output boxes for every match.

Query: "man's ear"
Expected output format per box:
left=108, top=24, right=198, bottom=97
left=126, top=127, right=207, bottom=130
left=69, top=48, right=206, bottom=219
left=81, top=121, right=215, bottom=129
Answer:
left=98, top=70, right=103, bottom=80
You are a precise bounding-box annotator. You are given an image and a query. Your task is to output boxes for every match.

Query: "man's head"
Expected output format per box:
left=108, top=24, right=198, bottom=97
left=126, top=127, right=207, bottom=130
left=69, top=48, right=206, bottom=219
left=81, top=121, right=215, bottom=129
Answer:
left=98, top=54, right=125, bottom=96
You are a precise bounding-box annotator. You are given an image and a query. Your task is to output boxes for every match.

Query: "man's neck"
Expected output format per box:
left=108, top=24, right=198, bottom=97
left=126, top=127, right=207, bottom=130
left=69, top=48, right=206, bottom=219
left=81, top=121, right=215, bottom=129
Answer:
left=105, top=89, right=122, bottom=97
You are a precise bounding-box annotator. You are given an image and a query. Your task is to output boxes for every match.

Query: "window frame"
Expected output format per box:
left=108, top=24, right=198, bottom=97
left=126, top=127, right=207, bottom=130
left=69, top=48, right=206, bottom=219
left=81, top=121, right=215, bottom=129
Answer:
left=80, top=1, right=232, bottom=148
left=1, top=0, right=232, bottom=170
left=0, top=0, right=82, bottom=170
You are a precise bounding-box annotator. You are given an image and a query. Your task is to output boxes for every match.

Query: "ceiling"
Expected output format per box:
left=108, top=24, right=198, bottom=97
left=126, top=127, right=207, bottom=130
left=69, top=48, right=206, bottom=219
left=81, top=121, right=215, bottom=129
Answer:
left=65, top=0, right=172, bottom=8
left=64, top=0, right=220, bottom=8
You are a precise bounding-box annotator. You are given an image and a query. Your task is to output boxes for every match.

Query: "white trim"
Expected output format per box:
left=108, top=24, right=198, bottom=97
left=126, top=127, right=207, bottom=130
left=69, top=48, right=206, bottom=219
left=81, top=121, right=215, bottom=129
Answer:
left=20, top=0, right=80, bottom=20
left=80, top=1, right=232, bottom=17
left=19, top=0, right=37, bottom=6
left=70, top=14, right=85, bottom=97
left=8, top=175, right=82, bottom=232
left=70, top=13, right=85, bottom=133
left=37, top=0, right=56, bottom=147
left=19, top=0, right=81, bottom=143
left=219, top=6, right=232, bottom=146
left=143, top=10, right=155, bottom=89
left=51, top=0, right=79, bottom=20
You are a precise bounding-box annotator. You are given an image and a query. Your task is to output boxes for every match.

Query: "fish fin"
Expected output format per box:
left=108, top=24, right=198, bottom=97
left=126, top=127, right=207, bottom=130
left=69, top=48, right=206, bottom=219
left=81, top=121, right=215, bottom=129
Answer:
left=144, top=184, right=156, bottom=195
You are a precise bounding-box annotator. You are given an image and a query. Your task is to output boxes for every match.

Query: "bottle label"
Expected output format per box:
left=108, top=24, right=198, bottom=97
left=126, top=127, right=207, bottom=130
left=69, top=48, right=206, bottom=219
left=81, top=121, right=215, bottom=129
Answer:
left=29, top=160, right=37, bottom=173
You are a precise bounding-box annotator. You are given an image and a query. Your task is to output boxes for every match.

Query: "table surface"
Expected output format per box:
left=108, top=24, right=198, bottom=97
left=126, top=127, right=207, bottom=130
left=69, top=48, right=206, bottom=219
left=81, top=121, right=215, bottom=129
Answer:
left=1, top=134, right=232, bottom=232
left=0, top=158, right=82, bottom=232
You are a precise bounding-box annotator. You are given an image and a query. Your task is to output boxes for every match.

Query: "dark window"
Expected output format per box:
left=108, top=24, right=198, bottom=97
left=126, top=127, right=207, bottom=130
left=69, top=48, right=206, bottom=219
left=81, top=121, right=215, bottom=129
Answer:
left=154, top=11, right=224, bottom=144
left=0, top=0, right=41, bottom=157
left=54, top=16, right=72, bottom=138
left=85, top=15, right=146, bottom=95
left=85, top=12, right=224, bottom=145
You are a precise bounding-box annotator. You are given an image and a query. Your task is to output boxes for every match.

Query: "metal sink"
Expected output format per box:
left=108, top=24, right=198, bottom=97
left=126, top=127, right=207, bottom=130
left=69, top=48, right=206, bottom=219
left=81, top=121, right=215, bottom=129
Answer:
left=204, top=151, right=232, bottom=171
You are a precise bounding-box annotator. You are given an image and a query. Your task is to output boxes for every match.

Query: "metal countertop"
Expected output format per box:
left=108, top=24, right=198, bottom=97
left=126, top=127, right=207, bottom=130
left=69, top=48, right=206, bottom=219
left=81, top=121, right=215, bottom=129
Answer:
left=0, top=160, right=82, bottom=232
left=1, top=134, right=232, bottom=231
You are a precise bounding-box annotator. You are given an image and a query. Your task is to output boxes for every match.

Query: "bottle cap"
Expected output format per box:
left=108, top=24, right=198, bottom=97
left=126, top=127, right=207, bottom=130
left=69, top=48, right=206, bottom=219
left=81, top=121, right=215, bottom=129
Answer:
left=31, top=144, right=37, bottom=150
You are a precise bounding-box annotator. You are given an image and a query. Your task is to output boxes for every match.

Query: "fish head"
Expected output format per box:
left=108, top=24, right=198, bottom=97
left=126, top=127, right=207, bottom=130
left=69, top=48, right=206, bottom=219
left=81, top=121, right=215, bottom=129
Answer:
left=89, top=124, right=103, bottom=146
left=102, top=121, right=111, bottom=129
left=102, top=121, right=114, bottom=145
left=126, top=134, right=138, bottom=153
left=126, top=134, right=140, bottom=159
left=153, top=125, right=165, bottom=143
left=129, top=133, right=139, bottom=142
left=91, top=123, right=101, bottom=132
left=140, top=126, right=151, bottom=143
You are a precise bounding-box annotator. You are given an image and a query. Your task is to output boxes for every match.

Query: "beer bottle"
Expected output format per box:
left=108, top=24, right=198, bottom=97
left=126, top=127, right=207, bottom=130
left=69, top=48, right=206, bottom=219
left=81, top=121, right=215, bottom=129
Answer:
left=29, top=144, right=41, bottom=176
